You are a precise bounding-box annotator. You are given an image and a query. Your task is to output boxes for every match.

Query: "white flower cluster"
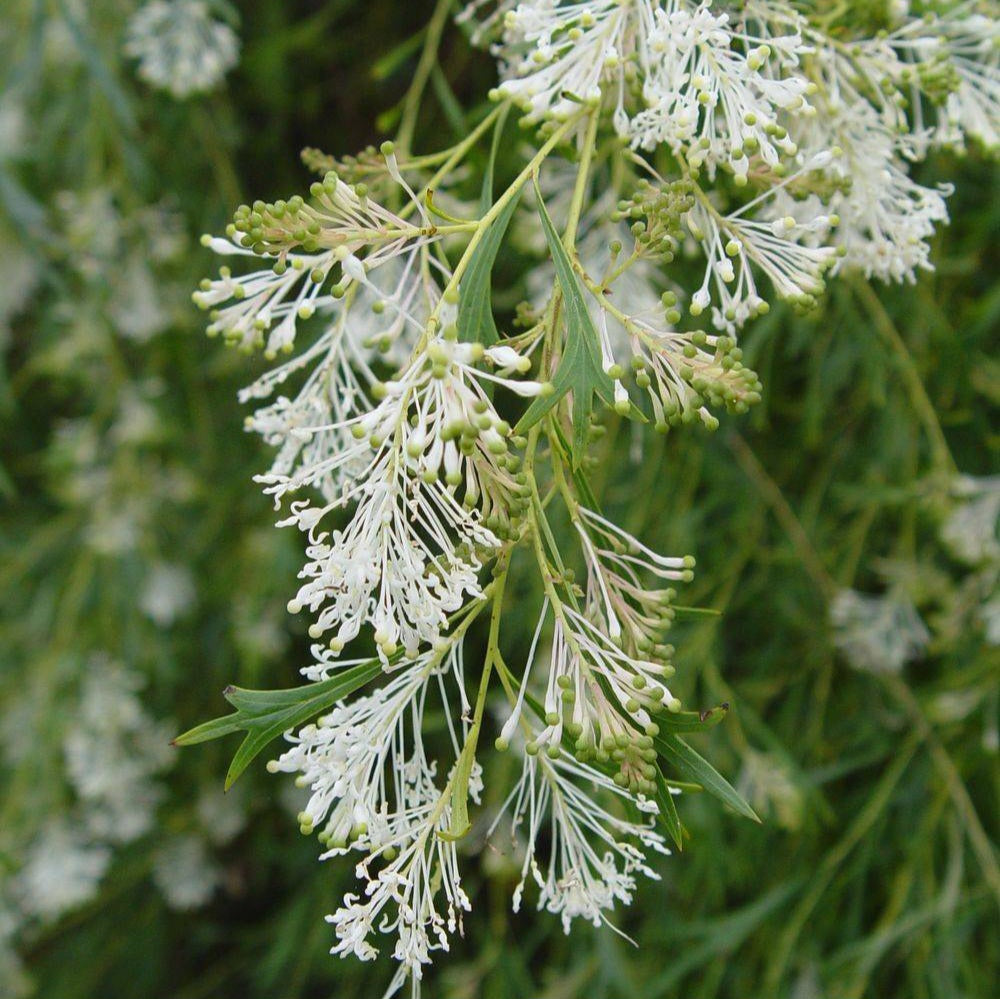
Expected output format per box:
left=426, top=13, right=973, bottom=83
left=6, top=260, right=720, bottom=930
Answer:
left=197, top=148, right=683, bottom=984
left=830, top=473, right=999, bottom=686
left=830, top=588, right=930, bottom=674
left=2, top=661, right=170, bottom=930
left=62, top=660, right=176, bottom=845
left=193, top=1, right=998, bottom=991
left=125, top=0, right=239, bottom=99
left=475, top=0, right=999, bottom=305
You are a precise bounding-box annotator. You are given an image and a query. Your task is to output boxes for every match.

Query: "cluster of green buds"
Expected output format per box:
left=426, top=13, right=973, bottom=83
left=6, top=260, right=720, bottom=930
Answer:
left=907, top=52, right=964, bottom=104
left=227, top=169, right=406, bottom=261
left=575, top=720, right=664, bottom=797
left=613, top=329, right=762, bottom=432
left=611, top=177, right=696, bottom=262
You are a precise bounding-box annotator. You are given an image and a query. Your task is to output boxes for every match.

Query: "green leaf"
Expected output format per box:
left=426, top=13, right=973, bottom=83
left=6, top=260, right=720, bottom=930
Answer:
left=654, top=768, right=685, bottom=851
left=515, top=178, right=639, bottom=464
left=670, top=605, right=723, bottom=619
left=480, top=104, right=510, bottom=214
left=653, top=703, right=731, bottom=733
left=456, top=192, right=521, bottom=346
left=439, top=735, right=478, bottom=842
left=548, top=416, right=603, bottom=513
left=370, top=28, right=425, bottom=81
left=655, top=732, right=761, bottom=822
left=430, top=64, right=466, bottom=138
left=173, top=659, right=384, bottom=790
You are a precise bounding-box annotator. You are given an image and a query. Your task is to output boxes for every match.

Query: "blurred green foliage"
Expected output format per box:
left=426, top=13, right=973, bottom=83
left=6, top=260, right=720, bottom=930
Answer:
left=0, top=3, right=997, bottom=999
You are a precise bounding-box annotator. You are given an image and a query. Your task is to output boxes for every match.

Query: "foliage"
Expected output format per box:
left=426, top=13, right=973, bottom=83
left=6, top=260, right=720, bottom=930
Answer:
left=0, top=2, right=997, bottom=999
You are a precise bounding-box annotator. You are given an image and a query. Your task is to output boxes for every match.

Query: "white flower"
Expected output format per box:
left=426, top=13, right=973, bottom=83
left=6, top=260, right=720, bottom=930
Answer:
left=576, top=506, right=693, bottom=655
left=683, top=155, right=840, bottom=329
left=152, top=836, right=220, bottom=910
left=631, top=3, right=811, bottom=179
left=124, top=1, right=239, bottom=99
left=195, top=175, right=442, bottom=357
left=0, top=94, right=27, bottom=161
left=108, top=257, right=170, bottom=342
left=268, top=642, right=479, bottom=976
left=939, top=476, right=1000, bottom=567
left=0, top=233, right=40, bottom=340
left=786, top=43, right=953, bottom=284
left=737, top=748, right=803, bottom=831
left=16, top=822, right=111, bottom=921
left=55, top=188, right=120, bottom=279
left=490, top=751, right=667, bottom=933
left=269, top=645, right=472, bottom=852
left=63, top=659, right=175, bottom=843
left=327, top=819, right=470, bottom=975
left=491, top=517, right=697, bottom=805
left=140, top=561, right=197, bottom=626
left=980, top=593, right=1000, bottom=648
left=830, top=589, right=930, bottom=674
left=196, top=787, right=248, bottom=846
left=493, top=0, right=662, bottom=132
left=238, top=249, right=435, bottom=497
left=880, top=10, right=1000, bottom=152
left=457, top=0, right=522, bottom=47
left=271, top=335, right=535, bottom=655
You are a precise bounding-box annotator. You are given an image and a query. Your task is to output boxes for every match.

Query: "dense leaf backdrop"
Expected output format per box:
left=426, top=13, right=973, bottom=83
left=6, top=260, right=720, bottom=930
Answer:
left=1, top=3, right=997, bottom=998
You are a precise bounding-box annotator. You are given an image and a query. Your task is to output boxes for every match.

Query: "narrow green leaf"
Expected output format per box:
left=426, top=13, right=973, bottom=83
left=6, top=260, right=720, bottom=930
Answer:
left=549, top=419, right=603, bottom=512
left=656, top=733, right=761, bottom=822
left=439, top=739, right=477, bottom=842
left=670, top=605, right=723, bottom=619
left=480, top=104, right=510, bottom=214
left=430, top=64, right=466, bottom=138
left=456, top=192, right=521, bottom=346
left=370, top=28, right=425, bottom=81
left=653, top=703, right=730, bottom=733
left=171, top=713, right=244, bottom=746
left=655, top=768, right=685, bottom=851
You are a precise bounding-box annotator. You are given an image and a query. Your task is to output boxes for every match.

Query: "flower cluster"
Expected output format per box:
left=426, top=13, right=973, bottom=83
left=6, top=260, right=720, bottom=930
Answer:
left=124, top=1, right=240, bottom=99
left=475, top=0, right=1000, bottom=300
left=189, top=1, right=999, bottom=993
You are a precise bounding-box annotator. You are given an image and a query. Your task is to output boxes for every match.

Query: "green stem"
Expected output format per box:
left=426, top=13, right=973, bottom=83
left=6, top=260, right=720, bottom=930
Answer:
left=422, top=113, right=583, bottom=342
left=440, top=564, right=510, bottom=839
left=396, top=0, right=454, bottom=155
left=852, top=276, right=957, bottom=477
left=562, top=107, right=601, bottom=250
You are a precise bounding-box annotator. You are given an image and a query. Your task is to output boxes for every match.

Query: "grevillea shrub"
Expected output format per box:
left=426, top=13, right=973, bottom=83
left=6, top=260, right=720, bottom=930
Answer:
left=179, top=2, right=1000, bottom=994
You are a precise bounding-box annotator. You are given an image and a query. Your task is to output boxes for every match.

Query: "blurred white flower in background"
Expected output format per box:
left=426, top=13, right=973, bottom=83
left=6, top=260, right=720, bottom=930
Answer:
left=0, top=95, right=26, bottom=159
left=0, top=236, right=40, bottom=344
left=15, top=822, right=111, bottom=921
left=196, top=786, right=247, bottom=846
left=125, top=1, right=239, bottom=99
left=140, top=561, right=197, bottom=627
left=152, top=836, right=220, bottom=910
left=109, top=258, right=170, bottom=342
left=980, top=593, right=1000, bottom=647
left=830, top=589, right=930, bottom=674
left=737, top=749, right=804, bottom=832
left=63, top=659, right=175, bottom=844
left=939, top=476, right=1000, bottom=566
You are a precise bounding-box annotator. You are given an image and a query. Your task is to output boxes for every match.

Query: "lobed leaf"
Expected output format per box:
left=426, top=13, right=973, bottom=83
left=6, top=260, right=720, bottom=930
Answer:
left=173, top=659, right=384, bottom=790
